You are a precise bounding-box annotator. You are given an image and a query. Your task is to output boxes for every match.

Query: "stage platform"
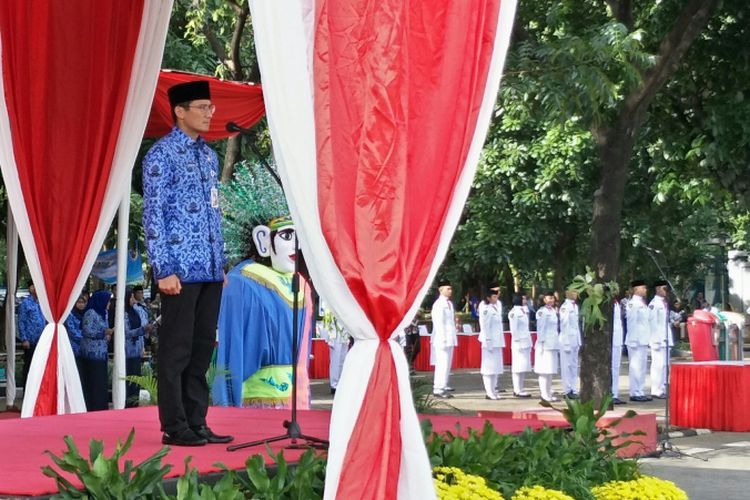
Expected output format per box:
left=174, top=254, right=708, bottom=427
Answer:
left=0, top=406, right=566, bottom=497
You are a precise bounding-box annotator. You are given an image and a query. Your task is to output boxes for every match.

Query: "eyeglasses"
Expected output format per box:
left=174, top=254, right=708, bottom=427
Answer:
left=186, top=103, right=216, bottom=114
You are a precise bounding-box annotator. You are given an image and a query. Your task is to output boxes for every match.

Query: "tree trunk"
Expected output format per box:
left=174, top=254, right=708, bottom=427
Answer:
left=579, top=0, right=721, bottom=405
left=221, top=136, right=242, bottom=182
left=580, top=123, right=634, bottom=404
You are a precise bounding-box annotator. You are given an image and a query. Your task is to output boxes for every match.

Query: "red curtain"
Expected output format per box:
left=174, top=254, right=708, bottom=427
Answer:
left=0, top=1, right=145, bottom=414
left=313, top=1, right=501, bottom=497
left=144, top=71, right=265, bottom=141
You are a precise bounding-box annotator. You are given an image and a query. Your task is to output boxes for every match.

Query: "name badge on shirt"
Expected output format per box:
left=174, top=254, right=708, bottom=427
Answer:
left=210, top=187, right=219, bottom=208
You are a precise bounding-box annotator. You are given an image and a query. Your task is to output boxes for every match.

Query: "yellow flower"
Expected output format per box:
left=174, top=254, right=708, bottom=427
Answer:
left=591, top=475, right=688, bottom=500
left=511, top=485, right=575, bottom=500
left=432, top=467, right=504, bottom=500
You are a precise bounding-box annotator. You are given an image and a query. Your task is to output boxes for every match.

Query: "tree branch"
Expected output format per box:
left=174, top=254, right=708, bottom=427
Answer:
left=204, top=25, right=228, bottom=65
left=623, top=0, right=720, bottom=129
left=226, top=0, right=244, bottom=14
left=229, top=3, right=250, bottom=80
left=603, top=0, right=633, bottom=29
left=619, top=0, right=633, bottom=30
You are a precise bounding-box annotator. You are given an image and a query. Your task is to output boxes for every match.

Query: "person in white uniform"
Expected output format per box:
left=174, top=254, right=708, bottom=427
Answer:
left=649, top=280, right=672, bottom=399
left=322, top=314, right=350, bottom=396
left=611, top=292, right=626, bottom=404
left=508, top=294, right=532, bottom=397
left=431, top=279, right=458, bottom=398
left=626, top=280, right=652, bottom=402
left=477, top=289, right=505, bottom=400
left=559, top=289, right=582, bottom=399
left=535, top=291, right=560, bottom=402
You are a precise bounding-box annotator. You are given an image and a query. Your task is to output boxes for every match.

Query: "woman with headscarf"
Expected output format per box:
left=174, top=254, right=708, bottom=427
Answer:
left=64, top=293, right=88, bottom=374
left=124, top=286, right=152, bottom=407
left=80, top=290, right=113, bottom=411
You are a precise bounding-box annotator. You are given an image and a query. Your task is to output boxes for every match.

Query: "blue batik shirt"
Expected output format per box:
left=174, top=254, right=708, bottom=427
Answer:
left=81, top=310, right=109, bottom=361
left=142, top=127, right=226, bottom=283
left=64, top=313, right=83, bottom=357
left=125, top=311, right=146, bottom=360
left=18, top=296, right=46, bottom=346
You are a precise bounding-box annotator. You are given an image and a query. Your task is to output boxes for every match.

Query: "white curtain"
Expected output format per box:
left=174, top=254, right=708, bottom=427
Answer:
left=4, top=206, right=18, bottom=408
left=249, top=0, right=517, bottom=497
left=0, top=0, right=173, bottom=416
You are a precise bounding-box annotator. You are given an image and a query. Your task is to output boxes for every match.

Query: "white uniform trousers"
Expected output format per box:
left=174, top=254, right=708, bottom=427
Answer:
left=627, top=345, right=648, bottom=397
left=432, top=345, right=454, bottom=393
left=611, top=345, right=623, bottom=398
left=328, top=342, right=348, bottom=390
left=559, top=346, right=580, bottom=394
left=650, top=346, right=668, bottom=396
left=511, top=346, right=532, bottom=395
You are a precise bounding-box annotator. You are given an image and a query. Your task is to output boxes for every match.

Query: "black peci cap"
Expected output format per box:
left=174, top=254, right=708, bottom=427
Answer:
left=168, top=80, right=211, bottom=108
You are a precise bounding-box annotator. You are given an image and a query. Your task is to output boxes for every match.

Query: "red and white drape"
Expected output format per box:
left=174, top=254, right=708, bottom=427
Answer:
left=0, top=0, right=172, bottom=417
left=249, top=0, right=517, bottom=498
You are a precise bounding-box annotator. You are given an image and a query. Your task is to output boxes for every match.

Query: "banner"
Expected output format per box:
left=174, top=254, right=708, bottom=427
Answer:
left=91, top=248, right=144, bottom=284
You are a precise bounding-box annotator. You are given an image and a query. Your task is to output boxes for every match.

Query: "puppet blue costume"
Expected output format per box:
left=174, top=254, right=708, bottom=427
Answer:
left=212, top=259, right=312, bottom=408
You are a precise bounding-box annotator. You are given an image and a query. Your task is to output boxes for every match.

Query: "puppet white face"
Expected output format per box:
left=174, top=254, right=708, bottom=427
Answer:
left=252, top=224, right=297, bottom=274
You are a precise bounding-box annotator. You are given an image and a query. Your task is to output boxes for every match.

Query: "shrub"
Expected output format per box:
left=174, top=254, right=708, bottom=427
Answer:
left=42, top=428, right=171, bottom=499
left=425, top=396, right=640, bottom=499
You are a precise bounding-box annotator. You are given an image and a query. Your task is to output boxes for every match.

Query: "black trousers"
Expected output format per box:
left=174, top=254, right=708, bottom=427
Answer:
left=405, top=333, right=421, bottom=364
left=158, top=282, right=222, bottom=434
left=21, top=344, right=36, bottom=388
left=80, top=358, right=109, bottom=411
left=125, top=356, right=142, bottom=408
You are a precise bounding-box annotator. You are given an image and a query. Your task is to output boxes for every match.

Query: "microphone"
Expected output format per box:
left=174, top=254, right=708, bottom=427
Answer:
left=226, top=121, right=247, bottom=134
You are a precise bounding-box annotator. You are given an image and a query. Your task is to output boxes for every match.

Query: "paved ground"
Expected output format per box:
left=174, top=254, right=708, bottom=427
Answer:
left=640, top=432, right=750, bottom=499
left=308, top=357, right=750, bottom=500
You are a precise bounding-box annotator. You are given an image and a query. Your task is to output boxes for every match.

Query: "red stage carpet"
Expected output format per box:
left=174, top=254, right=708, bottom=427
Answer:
left=671, top=361, right=750, bottom=432
left=0, top=406, right=560, bottom=497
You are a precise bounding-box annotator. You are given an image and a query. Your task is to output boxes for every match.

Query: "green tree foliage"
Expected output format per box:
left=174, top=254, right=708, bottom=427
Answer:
left=442, top=0, right=748, bottom=401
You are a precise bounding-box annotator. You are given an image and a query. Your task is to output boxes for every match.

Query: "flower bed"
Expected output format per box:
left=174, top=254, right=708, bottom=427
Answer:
left=43, top=398, right=687, bottom=499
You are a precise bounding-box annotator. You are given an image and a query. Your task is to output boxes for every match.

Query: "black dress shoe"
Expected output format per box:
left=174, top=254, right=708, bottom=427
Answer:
left=192, top=425, right=234, bottom=444
left=643, top=395, right=653, bottom=401
left=433, top=391, right=453, bottom=399
left=653, top=393, right=667, bottom=400
left=330, top=387, right=337, bottom=395
left=629, top=396, right=644, bottom=402
left=565, top=392, right=579, bottom=400
left=162, top=428, right=207, bottom=447
left=612, top=397, right=627, bottom=405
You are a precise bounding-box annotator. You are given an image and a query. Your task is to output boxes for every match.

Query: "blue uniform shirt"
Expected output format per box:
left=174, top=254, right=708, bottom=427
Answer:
left=18, top=296, right=46, bottom=346
left=142, top=127, right=226, bottom=283
left=81, top=310, right=110, bottom=361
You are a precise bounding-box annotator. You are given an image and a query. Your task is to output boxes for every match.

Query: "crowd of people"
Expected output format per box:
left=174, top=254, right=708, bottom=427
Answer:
left=17, top=283, right=156, bottom=411
left=422, top=279, right=709, bottom=404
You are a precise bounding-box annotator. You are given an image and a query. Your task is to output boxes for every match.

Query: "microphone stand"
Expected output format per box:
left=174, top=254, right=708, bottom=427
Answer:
left=226, top=126, right=327, bottom=452
left=644, top=249, right=701, bottom=460
left=225, top=121, right=283, bottom=188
